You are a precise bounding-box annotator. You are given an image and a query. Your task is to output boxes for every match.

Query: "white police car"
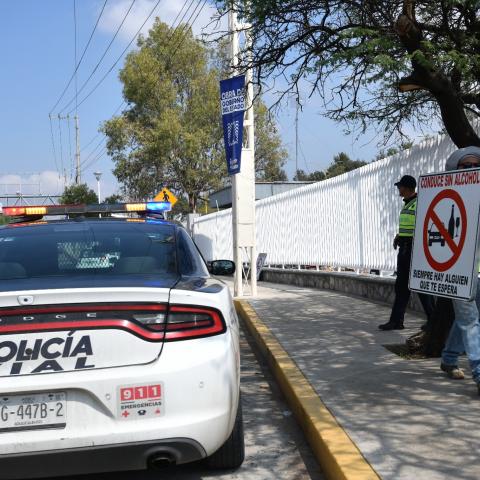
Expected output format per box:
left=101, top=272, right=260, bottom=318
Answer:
left=0, top=202, right=243, bottom=478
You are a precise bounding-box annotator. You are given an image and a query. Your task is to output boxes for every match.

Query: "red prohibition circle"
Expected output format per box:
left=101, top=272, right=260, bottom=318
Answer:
left=423, top=189, right=467, bottom=272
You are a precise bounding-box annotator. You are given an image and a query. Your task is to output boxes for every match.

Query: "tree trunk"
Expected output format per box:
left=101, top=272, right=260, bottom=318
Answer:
left=188, top=193, right=197, bottom=213
left=433, top=88, right=480, bottom=148
left=394, top=7, right=474, bottom=356
left=395, top=12, right=480, bottom=148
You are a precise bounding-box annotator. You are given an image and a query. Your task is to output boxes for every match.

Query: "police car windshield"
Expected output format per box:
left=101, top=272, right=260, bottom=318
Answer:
left=0, top=221, right=184, bottom=291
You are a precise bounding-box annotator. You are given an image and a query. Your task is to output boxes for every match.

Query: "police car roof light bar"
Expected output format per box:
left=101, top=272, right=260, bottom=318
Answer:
left=2, top=202, right=172, bottom=219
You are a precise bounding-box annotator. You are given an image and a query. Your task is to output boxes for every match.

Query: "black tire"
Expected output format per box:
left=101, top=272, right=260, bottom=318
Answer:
left=205, top=396, right=245, bottom=470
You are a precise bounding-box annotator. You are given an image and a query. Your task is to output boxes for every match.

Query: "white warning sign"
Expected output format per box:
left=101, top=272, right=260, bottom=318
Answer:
left=410, top=168, right=480, bottom=300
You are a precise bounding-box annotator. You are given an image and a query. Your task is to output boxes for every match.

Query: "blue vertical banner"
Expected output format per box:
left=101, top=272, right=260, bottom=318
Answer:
left=220, top=75, right=246, bottom=175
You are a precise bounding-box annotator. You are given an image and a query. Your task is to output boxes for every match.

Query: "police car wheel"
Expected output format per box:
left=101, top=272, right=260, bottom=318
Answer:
left=205, top=395, right=245, bottom=470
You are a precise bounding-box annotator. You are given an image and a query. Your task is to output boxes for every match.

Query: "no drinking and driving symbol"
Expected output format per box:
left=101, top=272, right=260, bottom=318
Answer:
left=423, top=189, right=467, bottom=272
left=411, top=169, right=480, bottom=301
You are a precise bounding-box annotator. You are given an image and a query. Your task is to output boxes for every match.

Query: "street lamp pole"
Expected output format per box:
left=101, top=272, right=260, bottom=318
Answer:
left=94, top=171, right=102, bottom=204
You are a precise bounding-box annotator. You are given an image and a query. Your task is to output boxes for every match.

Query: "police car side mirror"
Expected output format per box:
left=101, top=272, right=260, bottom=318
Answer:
left=210, top=260, right=235, bottom=276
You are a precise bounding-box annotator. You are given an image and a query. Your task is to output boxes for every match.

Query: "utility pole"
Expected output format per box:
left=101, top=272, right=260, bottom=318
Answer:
left=57, top=115, right=71, bottom=187
left=74, top=114, right=81, bottom=184
left=229, top=6, right=257, bottom=297
left=295, top=100, right=299, bottom=177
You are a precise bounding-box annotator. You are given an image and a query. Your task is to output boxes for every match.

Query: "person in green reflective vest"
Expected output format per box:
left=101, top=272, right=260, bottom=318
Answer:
left=379, top=175, right=435, bottom=330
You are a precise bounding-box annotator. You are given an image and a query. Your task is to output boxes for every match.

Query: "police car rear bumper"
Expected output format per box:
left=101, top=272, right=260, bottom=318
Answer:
left=0, top=438, right=205, bottom=479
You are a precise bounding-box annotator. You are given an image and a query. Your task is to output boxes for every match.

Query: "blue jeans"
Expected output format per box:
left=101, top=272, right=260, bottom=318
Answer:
left=442, top=281, right=480, bottom=383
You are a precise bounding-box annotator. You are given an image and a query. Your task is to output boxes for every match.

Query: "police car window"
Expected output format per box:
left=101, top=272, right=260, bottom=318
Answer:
left=0, top=222, right=177, bottom=281
left=176, top=228, right=208, bottom=276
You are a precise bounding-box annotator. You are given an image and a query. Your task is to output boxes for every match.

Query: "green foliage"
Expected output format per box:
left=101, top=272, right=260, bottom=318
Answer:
left=217, top=1, right=480, bottom=147
left=324, top=153, right=367, bottom=179
left=293, top=153, right=365, bottom=181
left=255, top=102, right=288, bottom=181
left=102, top=20, right=287, bottom=212
left=60, top=184, right=98, bottom=205
left=0, top=216, right=10, bottom=225
left=104, top=193, right=123, bottom=204
left=375, top=142, right=414, bottom=161
left=293, top=169, right=325, bottom=182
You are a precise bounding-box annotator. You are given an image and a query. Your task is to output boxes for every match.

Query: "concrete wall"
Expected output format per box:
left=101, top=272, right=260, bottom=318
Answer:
left=260, top=268, right=426, bottom=315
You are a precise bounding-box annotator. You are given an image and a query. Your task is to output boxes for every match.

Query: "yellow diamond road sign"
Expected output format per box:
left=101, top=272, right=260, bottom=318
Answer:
left=154, top=188, right=177, bottom=206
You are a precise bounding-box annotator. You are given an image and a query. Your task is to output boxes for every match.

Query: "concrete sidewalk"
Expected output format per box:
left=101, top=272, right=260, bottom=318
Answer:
left=239, top=281, right=480, bottom=480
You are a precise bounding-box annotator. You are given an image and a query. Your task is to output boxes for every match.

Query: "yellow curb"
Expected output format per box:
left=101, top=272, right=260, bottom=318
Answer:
left=235, top=299, right=380, bottom=480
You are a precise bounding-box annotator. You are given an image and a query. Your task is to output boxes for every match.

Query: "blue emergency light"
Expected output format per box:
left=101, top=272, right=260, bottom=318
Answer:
left=146, top=201, right=172, bottom=212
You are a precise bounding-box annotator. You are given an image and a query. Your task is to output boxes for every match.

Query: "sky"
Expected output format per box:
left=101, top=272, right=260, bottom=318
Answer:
left=0, top=0, right=436, bottom=200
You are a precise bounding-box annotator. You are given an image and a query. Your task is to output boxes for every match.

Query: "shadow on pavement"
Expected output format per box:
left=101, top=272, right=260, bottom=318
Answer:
left=52, top=330, right=322, bottom=480
left=250, top=283, right=480, bottom=480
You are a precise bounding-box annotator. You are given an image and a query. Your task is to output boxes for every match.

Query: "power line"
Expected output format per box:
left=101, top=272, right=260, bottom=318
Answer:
left=81, top=0, right=206, bottom=172
left=58, top=0, right=137, bottom=114
left=171, top=0, right=195, bottom=29
left=166, top=0, right=196, bottom=43
left=64, top=0, right=163, bottom=115
left=81, top=133, right=101, bottom=153
left=82, top=147, right=108, bottom=172
left=80, top=101, right=125, bottom=152
left=80, top=136, right=105, bottom=168
left=49, top=0, right=109, bottom=114
left=169, top=0, right=208, bottom=59
left=57, top=116, right=65, bottom=179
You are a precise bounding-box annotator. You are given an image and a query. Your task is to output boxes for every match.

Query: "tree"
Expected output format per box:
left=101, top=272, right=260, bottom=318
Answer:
left=254, top=102, right=288, bottom=181
left=216, top=1, right=480, bottom=148
left=375, top=141, right=414, bottom=161
left=104, top=193, right=123, bottom=204
left=214, top=1, right=476, bottom=356
left=324, top=153, right=367, bottom=179
left=293, top=169, right=325, bottom=181
left=103, top=20, right=287, bottom=212
left=103, top=20, right=224, bottom=213
left=60, top=184, right=98, bottom=204
left=293, top=153, right=365, bottom=181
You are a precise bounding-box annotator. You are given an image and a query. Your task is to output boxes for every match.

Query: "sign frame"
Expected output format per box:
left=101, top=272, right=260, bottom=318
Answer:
left=409, top=168, right=480, bottom=301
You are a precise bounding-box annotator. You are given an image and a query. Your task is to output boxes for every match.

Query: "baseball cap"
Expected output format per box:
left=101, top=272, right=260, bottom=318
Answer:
left=395, top=175, right=416, bottom=189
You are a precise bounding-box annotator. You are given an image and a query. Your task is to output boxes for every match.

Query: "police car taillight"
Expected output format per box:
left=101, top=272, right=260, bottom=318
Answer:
left=0, top=304, right=225, bottom=342
left=133, top=313, right=166, bottom=329
left=164, top=306, right=226, bottom=341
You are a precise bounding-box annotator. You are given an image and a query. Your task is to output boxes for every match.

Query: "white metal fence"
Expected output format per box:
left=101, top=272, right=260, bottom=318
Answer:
left=193, top=133, right=457, bottom=271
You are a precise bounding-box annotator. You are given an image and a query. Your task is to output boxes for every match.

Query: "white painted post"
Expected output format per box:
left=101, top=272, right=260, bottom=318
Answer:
left=229, top=7, right=257, bottom=297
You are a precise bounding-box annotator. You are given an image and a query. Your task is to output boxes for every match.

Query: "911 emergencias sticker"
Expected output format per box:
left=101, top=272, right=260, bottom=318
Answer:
left=117, top=383, right=164, bottom=420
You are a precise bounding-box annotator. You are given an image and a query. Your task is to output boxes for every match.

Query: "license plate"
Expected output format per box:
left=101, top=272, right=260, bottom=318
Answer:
left=0, top=392, right=66, bottom=432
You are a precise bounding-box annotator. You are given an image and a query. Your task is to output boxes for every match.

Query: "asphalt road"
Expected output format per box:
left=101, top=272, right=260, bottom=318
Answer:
left=54, top=328, right=323, bottom=480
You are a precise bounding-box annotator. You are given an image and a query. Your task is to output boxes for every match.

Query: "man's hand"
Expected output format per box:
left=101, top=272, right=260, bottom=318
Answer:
left=393, top=234, right=400, bottom=250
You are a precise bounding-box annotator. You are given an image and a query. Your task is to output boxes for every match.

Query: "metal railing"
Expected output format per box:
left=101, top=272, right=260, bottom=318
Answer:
left=193, top=133, right=456, bottom=272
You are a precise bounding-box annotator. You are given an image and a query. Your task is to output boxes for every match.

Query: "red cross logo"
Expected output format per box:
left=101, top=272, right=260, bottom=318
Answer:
left=155, top=409, right=161, bottom=415
left=122, top=410, right=130, bottom=418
